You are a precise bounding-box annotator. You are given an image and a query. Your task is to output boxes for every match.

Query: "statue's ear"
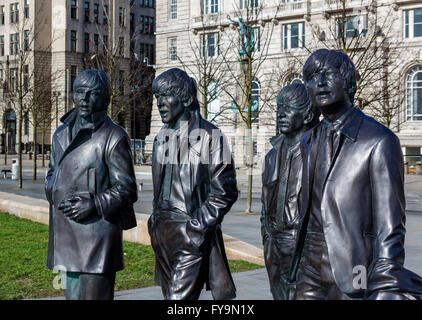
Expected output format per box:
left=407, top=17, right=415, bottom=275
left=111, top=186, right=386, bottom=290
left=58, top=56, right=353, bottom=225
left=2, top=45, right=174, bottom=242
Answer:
left=303, top=108, right=313, bottom=125
left=183, top=96, right=193, bottom=108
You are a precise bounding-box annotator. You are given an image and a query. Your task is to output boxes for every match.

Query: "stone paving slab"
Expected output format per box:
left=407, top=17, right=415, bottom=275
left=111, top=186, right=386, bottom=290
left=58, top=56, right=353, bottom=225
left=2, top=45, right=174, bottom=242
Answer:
left=39, top=268, right=272, bottom=300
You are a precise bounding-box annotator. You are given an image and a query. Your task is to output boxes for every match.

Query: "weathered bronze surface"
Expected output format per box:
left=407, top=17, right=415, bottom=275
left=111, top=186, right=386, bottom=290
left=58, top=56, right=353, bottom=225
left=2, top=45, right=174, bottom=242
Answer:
left=261, top=83, right=319, bottom=300
left=149, top=68, right=238, bottom=300
left=45, top=69, right=138, bottom=300
left=290, top=49, right=422, bottom=300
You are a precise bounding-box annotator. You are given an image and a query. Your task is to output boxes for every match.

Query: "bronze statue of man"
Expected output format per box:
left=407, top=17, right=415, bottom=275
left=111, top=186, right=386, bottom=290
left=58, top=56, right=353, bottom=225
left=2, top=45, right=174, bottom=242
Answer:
left=148, top=68, right=238, bottom=300
left=45, top=69, right=138, bottom=300
left=289, top=49, right=422, bottom=300
left=261, top=83, right=319, bottom=300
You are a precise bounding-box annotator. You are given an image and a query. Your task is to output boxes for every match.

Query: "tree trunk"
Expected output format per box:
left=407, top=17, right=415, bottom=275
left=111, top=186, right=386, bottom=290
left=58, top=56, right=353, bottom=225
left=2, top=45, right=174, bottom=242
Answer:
left=33, top=123, right=37, bottom=180
left=18, top=110, right=23, bottom=189
left=4, top=131, right=7, bottom=165
left=245, top=122, right=254, bottom=214
left=41, top=121, right=46, bottom=168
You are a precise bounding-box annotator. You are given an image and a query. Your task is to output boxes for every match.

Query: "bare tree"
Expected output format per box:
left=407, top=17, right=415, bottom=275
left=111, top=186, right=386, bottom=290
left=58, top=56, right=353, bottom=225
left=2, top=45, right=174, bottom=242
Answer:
left=284, top=0, right=406, bottom=125
left=82, top=0, right=155, bottom=132
left=177, top=13, right=233, bottom=123
left=218, top=1, right=284, bottom=213
left=3, top=3, right=57, bottom=187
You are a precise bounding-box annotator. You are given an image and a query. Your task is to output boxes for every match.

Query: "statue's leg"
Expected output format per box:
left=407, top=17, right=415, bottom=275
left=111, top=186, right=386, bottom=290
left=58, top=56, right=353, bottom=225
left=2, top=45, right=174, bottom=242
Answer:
left=149, top=210, right=205, bottom=300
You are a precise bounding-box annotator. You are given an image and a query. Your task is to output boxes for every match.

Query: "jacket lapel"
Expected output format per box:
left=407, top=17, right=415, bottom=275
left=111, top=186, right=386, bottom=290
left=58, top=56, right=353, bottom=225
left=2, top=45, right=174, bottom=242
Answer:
left=179, top=112, right=201, bottom=214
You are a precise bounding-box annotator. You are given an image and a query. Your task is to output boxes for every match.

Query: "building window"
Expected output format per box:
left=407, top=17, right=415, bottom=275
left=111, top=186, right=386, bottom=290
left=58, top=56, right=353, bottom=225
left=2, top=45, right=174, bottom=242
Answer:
left=24, top=65, right=29, bottom=92
left=71, top=30, right=77, bottom=52
left=201, top=32, right=220, bottom=57
left=286, top=73, right=303, bottom=85
left=283, top=22, right=305, bottom=49
left=93, top=3, right=99, bottom=23
left=251, top=77, right=260, bottom=123
left=24, top=0, right=30, bottom=19
left=84, top=1, right=90, bottom=22
left=10, top=3, right=19, bottom=23
left=71, top=0, right=77, bottom=19
left=240, top=0, right=260, bottom=9
left=119, top=37, right=124, bottom=56
left=24, top=30, right=30, bottom=51
left=404, top=9, right=422, bottom=39
left=406, top=65, right=422, bottom=121
left=251, top=27, right=260, bottom=52
left=204, top=0, right=219, bottom=14
left=103, top=35, right=108, bottom=52
left=119, top=7, right=125, bottom=27
left=119, top=70, right=125, bottom=94
left=337, top=15, right=368, bottom=39
left=0, top=36, right=4, bottom=56
left=140, top=43, right=155, bottom=64
left=170, top=0, right=177, bottom=19
left=103, top=5, right=108, bottom=24
left=70, top=66, right=77, bottom=92
left=94, top=33, right=99, bottom=51
left=0, top=6, right=4, bottom=25
left=207, top=80, right=220, bottom=123
left=10, top=34, right=19, bottom=55
left=84, top=33, right=90, bottom=53
left=0, top=69, right=3, bottom=82
left=169, top=38, right=177, bottom=61
left=11, top=68, right=18, bottom=92
left=130, top=13, right=135, bottom=32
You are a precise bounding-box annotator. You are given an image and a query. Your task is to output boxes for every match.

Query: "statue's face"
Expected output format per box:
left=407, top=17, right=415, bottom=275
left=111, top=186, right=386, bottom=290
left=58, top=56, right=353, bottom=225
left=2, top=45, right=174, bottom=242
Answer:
left=277, top=101, right=306, bottom=135
left=155, top=91, right=185, bottom=124
left=74, top=81, right=105, bottom=118
left=306, top=63, right=349, bottom=112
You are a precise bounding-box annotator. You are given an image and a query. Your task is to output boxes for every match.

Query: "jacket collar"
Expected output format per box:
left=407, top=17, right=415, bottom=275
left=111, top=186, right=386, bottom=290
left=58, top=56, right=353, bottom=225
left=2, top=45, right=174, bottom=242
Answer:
left=269, top=133, right=284, bottom=149
left=61, top=108, right=108, bottom=131
left=308, top=106, right=363, bottom=144
left=335, top=107, right=363, bottom=142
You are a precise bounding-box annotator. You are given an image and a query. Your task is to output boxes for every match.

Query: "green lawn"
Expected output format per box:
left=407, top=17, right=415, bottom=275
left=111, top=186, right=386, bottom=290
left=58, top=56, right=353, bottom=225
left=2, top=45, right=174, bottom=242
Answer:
left=0, top=212, right=261, bottom=300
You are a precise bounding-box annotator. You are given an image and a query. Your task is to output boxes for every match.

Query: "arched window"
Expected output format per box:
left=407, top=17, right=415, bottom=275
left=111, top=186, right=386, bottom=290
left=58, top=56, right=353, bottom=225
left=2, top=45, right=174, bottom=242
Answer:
left=406, top=66, right=422, bottom=121
left=251, top=77, right=260, bottom=123
left=207, top=80, right=219, bottom=123
left=286, top=73, right=303, bottom=85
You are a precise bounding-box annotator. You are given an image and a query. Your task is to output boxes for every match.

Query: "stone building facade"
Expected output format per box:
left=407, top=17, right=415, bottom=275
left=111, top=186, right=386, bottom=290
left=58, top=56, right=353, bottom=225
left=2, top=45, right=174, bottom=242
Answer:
left=152, top=0, right=422, bottom=168
left=0, top=0, right=156, bottom=155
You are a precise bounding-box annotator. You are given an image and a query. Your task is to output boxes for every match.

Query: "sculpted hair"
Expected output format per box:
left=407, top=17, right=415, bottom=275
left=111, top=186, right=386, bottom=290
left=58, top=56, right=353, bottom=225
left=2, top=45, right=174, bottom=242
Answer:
left=277, top=83, right=320, bottom=128
left=73, top=69, right=112, bottom=109
left=152, top=68, right=199, bottom=110
left=302, top=49, right=359, bottom=103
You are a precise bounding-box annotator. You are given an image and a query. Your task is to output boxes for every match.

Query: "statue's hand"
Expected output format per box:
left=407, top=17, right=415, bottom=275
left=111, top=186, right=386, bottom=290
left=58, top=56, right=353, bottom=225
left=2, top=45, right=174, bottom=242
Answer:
left=58, top=195, right=97, bottom=222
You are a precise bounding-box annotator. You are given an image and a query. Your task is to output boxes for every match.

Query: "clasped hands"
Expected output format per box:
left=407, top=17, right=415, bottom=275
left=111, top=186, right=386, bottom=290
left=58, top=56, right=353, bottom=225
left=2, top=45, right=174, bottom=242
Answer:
left=58, top=195, right=97, bottom=222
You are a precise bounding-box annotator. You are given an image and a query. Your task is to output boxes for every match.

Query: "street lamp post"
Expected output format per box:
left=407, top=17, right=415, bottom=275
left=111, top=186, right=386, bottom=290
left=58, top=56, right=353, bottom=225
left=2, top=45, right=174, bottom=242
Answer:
left=52, top=91, right=61, bottom=129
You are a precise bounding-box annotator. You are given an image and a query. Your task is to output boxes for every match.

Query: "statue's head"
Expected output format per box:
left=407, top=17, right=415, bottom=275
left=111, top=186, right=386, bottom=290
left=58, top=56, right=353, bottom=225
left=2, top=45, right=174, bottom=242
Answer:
left=276, top=83, right=320, bottom=135
left=303, top=49, right=358, bottom=112
left=152, top=68, right=198, bottom=124
left=73, top=69, right=111, bottom=118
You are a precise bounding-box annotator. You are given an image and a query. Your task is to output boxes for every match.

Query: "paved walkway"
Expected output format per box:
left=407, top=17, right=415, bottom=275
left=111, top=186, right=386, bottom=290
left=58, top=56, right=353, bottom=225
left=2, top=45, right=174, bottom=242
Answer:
left=2, top=156, right=422, bottom=300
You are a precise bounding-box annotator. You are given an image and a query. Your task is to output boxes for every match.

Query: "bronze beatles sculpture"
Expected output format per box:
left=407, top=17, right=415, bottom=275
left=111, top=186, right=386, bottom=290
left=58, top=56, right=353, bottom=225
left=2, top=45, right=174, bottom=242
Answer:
left=148, top=68, right=238, bottom=300
left=45, top=69, right=138, bottom=300
left=261, top=83, right=319, bottom=300
left=289, top=49, right=422, bottom=300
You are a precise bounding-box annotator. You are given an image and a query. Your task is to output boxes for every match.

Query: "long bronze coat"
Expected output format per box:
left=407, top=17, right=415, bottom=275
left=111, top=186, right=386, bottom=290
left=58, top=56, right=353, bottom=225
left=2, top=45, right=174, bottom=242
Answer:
left=290, top=108, right=422, bottom=299
left=45, top=109, right=137, bottom=274
left=151, top=110, right=238, bottom=300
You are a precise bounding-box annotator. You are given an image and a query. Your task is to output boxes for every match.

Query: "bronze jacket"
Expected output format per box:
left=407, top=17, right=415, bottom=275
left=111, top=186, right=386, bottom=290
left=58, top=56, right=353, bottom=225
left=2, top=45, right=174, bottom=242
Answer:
left=151, top=110, right=238, bottom=300
left=261, top=134, right=302, bottom=239
left=45, top=109, right=137, bottom=274
left=290, top=108, right=422, bottom=299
